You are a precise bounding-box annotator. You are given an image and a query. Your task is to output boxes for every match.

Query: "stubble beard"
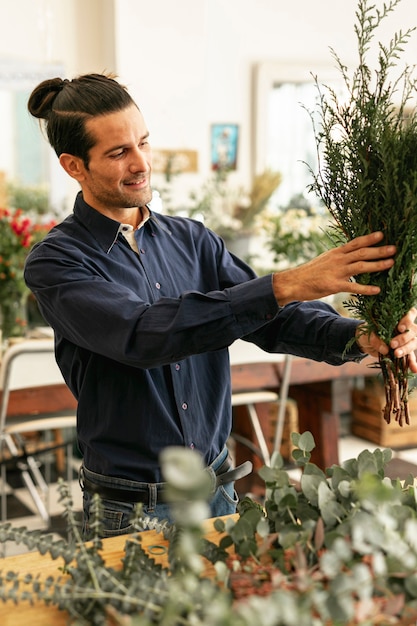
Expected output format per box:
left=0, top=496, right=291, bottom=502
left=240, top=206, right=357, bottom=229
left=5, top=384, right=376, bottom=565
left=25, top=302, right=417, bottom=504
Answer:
left=95, top=183, right=153, bottom=210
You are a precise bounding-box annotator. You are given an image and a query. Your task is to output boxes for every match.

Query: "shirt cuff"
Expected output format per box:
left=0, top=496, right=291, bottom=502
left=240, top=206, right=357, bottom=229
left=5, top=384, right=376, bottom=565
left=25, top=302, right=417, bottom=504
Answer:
left=327, top=315, right=365, bottom=362
left=227, top=274, right=280, bottom=335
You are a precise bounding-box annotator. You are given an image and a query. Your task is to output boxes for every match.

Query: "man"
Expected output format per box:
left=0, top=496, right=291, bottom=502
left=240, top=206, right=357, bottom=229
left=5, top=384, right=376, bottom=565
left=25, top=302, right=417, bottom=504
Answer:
left=25, top=73, right=417, bottom=537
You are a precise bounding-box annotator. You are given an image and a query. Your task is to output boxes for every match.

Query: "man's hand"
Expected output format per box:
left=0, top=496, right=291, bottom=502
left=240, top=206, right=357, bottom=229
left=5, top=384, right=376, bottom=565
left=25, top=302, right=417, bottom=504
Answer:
left=356, top=307, right=417, bottom=373
left=272, top=231, right=395, bottom=306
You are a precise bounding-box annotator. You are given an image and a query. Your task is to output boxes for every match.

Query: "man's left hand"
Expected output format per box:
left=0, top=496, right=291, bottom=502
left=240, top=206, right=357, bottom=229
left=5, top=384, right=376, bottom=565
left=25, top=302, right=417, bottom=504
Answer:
left=356, top=307, right=417, bottom=373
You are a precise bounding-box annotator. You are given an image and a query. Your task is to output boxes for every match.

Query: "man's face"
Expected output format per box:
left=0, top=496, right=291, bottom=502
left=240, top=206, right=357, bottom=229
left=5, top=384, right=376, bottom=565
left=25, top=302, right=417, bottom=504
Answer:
left=74, top=104, right=153, bottom=214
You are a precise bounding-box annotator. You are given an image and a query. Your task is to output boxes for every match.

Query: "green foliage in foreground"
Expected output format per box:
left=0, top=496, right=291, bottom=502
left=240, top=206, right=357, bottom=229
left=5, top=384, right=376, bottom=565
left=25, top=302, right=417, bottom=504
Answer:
left=1, top=433, right=417, bottom=625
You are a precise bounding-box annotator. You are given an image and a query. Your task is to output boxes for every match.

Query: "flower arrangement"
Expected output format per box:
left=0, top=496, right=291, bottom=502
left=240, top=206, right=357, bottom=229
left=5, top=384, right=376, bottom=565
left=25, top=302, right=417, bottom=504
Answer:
left=185, top=167, right=282, bottom=241
left=263, top=196, right=333, bottom=268
left=0, top=205, right=56, bottom=340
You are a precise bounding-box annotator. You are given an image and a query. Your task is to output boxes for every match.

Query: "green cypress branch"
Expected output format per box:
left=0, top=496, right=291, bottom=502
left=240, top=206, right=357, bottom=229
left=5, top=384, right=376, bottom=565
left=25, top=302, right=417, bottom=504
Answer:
left=308, top=0, right=417, bottom=425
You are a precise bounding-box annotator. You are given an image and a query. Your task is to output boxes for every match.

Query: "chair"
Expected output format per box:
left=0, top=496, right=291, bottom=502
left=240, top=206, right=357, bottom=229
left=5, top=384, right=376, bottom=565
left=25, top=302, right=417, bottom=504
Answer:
left=229, top=339, right=295, bottom=466
left=0, top=339, right=77, bottom=524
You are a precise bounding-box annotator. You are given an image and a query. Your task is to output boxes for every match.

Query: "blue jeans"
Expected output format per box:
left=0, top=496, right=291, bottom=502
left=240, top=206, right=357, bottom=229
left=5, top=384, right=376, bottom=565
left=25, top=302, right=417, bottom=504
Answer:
left=80, top=449, right=238, bottom=539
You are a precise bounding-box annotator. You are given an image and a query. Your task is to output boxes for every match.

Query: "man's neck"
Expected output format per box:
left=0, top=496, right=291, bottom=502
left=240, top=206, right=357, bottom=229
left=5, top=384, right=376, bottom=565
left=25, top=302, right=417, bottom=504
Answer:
left=121, top=205, right=151, bottom=229
left=116, top=206, right=143, bottom=228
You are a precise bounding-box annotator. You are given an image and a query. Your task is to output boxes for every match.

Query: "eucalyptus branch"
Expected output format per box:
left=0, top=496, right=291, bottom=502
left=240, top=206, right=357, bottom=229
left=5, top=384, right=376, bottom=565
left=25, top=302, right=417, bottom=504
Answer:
left=3, top=437, right=417, bottom=623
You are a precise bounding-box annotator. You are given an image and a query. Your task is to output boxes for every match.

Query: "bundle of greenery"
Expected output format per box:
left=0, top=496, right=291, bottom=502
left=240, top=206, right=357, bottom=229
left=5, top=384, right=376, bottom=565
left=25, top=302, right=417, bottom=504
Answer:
left=309, top=0, right=417, bottom=425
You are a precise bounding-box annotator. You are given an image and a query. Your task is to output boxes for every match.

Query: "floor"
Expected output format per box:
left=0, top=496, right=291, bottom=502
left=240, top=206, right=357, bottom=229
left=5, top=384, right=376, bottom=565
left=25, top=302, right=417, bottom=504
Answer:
left=1, top=433, right=416, bottom=558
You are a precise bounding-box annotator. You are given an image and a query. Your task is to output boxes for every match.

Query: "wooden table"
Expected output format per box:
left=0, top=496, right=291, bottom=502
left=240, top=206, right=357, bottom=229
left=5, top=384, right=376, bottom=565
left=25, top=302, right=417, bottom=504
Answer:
left=5, top=384, right=77, bottom=417
left=231, top=354, right=378, bottom=473
left=5, top=354, right=378, bottom=472
left=0, top=515, right=236, bottom=625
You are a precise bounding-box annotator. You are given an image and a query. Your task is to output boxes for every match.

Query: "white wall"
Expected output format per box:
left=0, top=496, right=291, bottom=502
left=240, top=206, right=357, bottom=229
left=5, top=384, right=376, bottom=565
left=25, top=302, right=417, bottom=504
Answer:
left=0, top=0, right=115, bottom=75
left=1, top=0, right=417, bottom=208
left=0, top=1, right=74, bottom=68
left=114, top=0, right=417, bottom=199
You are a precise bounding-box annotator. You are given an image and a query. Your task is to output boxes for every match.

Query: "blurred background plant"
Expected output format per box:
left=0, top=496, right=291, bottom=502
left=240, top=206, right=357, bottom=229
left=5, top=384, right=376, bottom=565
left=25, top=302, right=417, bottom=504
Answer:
left=261, top=193, right=334, bottom=269
left=6, top=182, right=52, bottom=215
left=0, top=182, right=56, bottom=341
left=194, top=167, right=282, bottom=240
left=161, top=165, right=282, bottom=242
left=156, top=157, right=335, bottom=271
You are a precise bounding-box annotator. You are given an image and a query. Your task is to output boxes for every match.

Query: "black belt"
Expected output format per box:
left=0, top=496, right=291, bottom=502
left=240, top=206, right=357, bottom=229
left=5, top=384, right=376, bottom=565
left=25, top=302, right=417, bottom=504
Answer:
left=81, top=457, right=252, bottom=504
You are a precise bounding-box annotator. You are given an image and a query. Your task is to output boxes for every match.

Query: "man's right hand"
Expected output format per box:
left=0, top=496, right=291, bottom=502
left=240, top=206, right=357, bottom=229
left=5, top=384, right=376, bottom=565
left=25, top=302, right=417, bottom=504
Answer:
left=272, top=231, right=395, bottom=306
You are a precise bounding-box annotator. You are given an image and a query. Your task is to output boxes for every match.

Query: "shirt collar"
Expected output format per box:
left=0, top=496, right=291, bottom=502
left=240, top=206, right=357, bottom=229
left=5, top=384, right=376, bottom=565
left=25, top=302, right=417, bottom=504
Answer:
left=73, top=192, right=155, bottom=254
left=121, top=205, right=151, bottom=233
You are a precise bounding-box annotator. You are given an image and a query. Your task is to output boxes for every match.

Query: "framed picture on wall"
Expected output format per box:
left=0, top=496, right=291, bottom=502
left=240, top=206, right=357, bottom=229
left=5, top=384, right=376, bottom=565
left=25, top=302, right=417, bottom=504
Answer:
left=210, top=123, right=239, bottom=170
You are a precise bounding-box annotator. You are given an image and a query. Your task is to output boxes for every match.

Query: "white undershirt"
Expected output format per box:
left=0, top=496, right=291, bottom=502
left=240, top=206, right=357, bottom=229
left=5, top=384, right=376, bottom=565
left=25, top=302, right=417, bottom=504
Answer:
left=120, top=206, right=150, bottom=253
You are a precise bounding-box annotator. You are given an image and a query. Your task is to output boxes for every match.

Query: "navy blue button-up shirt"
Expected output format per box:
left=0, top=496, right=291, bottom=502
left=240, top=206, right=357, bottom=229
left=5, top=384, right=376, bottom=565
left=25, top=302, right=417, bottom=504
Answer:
left=24, top=192, right=363, bottom=482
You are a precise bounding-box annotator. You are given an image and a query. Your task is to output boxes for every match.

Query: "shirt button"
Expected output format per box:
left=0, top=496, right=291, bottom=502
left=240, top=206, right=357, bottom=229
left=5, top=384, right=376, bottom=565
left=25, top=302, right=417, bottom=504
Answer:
left=140, top=248, right=146, bottom=254
left=190, top=442, right=195, bottom=449
left=175, top=363, right=181, bottom=371
left=155, top=282, right=161, bottom=289
left=182, top=402, right=188, bottom=410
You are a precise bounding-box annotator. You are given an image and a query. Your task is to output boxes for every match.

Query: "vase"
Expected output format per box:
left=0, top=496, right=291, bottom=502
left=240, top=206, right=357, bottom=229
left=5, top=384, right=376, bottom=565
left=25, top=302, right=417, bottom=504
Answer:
left=0, top=296, right=28, bottom=342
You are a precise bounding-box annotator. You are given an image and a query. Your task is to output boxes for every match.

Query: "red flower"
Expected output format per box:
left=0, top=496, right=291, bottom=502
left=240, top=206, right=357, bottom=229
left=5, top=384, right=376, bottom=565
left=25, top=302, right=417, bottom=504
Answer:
left=0, top=204, right=56, bottom=338
left=0, top=205, right=56, bottom=298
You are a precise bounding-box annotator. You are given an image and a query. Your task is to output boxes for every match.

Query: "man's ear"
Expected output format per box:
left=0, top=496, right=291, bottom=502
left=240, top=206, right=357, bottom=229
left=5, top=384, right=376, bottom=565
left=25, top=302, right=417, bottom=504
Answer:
left=59, top=153, right=86, bottom=181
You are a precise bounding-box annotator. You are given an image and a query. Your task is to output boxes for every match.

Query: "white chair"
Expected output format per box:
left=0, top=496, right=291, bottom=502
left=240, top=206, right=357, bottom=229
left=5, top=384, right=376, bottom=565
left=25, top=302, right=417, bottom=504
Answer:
left=0, top=339, right=77, bottom=524
left=229, top=340, right=294, bottom=466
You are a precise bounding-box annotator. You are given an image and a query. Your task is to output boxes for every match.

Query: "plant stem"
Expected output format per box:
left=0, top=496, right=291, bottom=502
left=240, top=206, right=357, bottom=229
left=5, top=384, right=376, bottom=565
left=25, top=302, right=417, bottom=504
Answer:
left=380, top=353, right=410, bottom=425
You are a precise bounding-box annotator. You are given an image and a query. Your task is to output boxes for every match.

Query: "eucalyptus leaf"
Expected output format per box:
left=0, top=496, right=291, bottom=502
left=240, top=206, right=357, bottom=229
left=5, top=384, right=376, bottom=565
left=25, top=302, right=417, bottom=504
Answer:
left=324, top=583, right=355, bottom=624
left=230, top=517, right=256, bottom=542
left=258, top=464, right=287, bottom=485
left=256, top=517, right=270, bottom=539
left=319, top=499, right=347, bottom=528
left=269, top=450, right=285, bottom=469
left=213, top=518, right=225, bottom=533
left=332, top=537, right=353, bottom=562
left=319, top=549, right=342, bottom=578
left=278, top=527, right=309, bottom=550
left=337, top=480, right=352, bottom=499
left=356, top=449, right=383, bottom=479
left=405, top=573, right=417, bottom=598
left=274, top=491, right=298, bottom=512
left=300, top=471, right=326, bottom=506
left=405, top=518, right=417, bottom=551
left=296, top=431, right=316, bottom=453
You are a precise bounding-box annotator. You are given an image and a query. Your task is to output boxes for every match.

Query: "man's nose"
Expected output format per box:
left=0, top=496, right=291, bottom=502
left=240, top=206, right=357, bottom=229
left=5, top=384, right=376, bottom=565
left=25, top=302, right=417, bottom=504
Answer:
left=129, top=147, right=149, bottom=172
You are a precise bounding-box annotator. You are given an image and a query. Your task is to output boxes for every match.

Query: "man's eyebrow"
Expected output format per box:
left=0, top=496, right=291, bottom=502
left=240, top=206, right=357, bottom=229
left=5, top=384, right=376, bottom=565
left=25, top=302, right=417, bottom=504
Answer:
left=104, top=132, right=150, bottom=155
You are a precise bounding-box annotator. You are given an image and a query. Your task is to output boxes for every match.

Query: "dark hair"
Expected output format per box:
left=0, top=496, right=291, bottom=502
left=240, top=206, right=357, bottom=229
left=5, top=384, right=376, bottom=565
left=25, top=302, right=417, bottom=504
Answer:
left=27, top=73, right=136, bottom=167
